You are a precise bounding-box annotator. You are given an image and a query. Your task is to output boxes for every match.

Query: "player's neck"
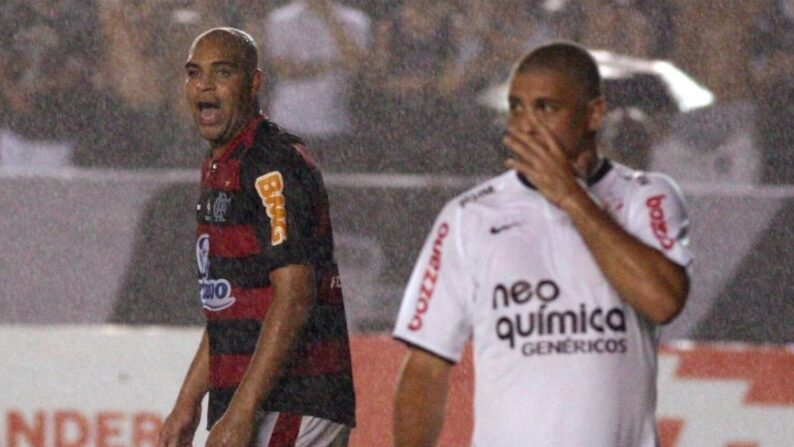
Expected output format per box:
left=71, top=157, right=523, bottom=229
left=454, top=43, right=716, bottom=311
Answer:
left=209, top=111, right=260, bottom=160
left=571, top=147, right=601, bottom=180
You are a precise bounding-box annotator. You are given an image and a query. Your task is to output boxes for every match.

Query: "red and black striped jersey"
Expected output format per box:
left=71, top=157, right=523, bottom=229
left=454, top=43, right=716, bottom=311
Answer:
left=195, top=114, right=355, bottom=427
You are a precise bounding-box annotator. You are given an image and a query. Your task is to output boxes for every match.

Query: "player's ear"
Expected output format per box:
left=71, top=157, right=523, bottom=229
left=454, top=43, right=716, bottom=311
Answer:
left=250, top=68, right=263, bottom=96
left=587, top=96, right=607, bottom=132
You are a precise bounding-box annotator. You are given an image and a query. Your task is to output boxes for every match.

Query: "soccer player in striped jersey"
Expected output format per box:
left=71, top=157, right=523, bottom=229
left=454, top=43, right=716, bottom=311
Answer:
left=158, top=28, right=355, bottom=447
left=393, top=42, right=692, bottom=447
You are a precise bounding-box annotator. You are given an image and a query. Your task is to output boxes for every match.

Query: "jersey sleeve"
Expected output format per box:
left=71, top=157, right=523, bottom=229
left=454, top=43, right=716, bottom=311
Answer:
left=625, top=173, right=693, bottom=267
left=246, top=147, right=320, bottom=273
left=393, top=203, right=474, bottom=363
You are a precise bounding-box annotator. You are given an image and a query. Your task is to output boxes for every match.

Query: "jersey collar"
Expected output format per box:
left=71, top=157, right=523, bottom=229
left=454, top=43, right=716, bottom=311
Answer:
left=208, top=113, right=265, bottom=162
left=515, top=158, right=613, bottom=190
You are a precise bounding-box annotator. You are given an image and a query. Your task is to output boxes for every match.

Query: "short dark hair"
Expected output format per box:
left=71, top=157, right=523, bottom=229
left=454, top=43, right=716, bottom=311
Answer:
left=191, top=27, right=259, bottom=77
left=512, top=41, right=602, bottom=100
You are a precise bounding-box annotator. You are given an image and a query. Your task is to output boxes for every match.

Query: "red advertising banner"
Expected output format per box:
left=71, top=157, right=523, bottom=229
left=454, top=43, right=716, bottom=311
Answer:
left=1, top=328, right=792, bottom=446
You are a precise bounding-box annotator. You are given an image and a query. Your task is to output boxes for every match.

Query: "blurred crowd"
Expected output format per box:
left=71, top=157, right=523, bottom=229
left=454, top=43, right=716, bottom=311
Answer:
left=0, top=0, right=792, bottom=182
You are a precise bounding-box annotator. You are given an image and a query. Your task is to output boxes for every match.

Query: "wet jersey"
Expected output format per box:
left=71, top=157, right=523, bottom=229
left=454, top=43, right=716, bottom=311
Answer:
left=196, top=115, right=355, bottom=427
left=393, top=160, right=692, bottom=447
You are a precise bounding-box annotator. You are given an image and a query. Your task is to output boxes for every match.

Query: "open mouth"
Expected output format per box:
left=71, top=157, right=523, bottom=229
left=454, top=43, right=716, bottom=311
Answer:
left=198, top=101, right=218, bottom=110
left=197, top=101, right=221, bottom=125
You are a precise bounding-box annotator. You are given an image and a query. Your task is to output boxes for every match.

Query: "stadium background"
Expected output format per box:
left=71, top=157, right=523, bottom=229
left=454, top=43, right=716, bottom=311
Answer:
left=1, top=0, right=793, bottom=446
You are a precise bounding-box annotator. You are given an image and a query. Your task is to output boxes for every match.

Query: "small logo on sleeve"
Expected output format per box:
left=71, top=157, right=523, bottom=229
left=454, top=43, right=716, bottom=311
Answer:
left=458, top=185, right=495, bottom=208
left=409, top=222, right=450, bottom=331
left=646, top=194, right=674, bottom=250
left=255, top=171, right=288, bottom=246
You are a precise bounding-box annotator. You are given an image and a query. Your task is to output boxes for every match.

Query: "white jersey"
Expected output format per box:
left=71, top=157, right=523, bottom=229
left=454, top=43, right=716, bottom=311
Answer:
left=393, top=160, right=692, bottom=447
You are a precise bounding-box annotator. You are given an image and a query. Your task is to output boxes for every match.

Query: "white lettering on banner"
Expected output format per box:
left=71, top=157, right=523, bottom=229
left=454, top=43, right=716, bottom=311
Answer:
left=3, top=409, right=162, bottom=447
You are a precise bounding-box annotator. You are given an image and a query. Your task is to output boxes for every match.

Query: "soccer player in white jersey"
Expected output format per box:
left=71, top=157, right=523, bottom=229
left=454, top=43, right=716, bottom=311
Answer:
left=392, top=42, right=692, bottom=447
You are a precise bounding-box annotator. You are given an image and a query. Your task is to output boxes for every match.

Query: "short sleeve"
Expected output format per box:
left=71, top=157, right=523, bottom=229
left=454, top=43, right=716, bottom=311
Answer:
left=625, top=173, right=693, bottom=268
left=247, top=149, right=319, bottom=272
left=393, top=204, right=474, bottom=363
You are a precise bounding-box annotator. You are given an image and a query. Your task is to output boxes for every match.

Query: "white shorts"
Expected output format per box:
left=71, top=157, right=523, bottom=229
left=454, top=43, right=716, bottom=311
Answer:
left=250, top=412, right=350, bottom=447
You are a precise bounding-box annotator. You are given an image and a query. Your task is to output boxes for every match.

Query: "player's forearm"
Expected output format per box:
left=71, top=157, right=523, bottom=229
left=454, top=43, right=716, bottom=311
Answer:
left=394, top=352, right=451, bottom=447
left=225, top=266, right=315, bottom=418
left=561, top=191, right=689, bottom=324
left=174, top=330, right=211, bottom=410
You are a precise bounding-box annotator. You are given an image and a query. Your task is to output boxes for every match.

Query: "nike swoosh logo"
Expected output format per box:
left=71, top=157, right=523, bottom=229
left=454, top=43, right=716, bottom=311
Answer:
left=490, top=222, right=523, bottom=234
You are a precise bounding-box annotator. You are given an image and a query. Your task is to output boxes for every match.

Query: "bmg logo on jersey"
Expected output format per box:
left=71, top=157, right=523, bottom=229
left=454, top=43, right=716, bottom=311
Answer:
left=493, top=278, right=628, bottom=356
left=255, top=171, right=288, bottom=246
left=196, top=234, right=236, bottom=311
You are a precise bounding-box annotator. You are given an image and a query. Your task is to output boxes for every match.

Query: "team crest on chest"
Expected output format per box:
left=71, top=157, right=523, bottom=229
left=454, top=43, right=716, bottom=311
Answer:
left=201, top=192, right=233, bottom=223
left=212, top=192, right=232, bottom=222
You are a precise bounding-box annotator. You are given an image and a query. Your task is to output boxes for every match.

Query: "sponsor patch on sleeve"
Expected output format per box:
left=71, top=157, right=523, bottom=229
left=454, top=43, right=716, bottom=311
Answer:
left=255, top=171, right=288, bottom=246
left=646, top=194, right=674, bottom=250
left=409, top=222, right=450, bottom=331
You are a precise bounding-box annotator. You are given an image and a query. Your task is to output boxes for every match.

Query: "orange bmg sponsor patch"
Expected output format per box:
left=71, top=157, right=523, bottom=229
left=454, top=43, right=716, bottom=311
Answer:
left=255, top=171, right=287, bottom=245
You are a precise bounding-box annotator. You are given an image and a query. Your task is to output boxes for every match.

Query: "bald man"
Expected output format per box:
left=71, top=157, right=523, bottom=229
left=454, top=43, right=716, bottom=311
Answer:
left=158, top=28, right=355, bottom=447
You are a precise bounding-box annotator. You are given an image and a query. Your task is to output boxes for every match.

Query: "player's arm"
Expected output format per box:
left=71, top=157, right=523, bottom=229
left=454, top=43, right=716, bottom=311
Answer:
left=558, top=188, right=688, bottom=324
left=159, top=330, right=210, bottom=447
left=205, top=264, right=314, bottom=447
left=504, top=109, right=688, bottom=325
left=228, top=263, right=314, bottom=413
left=393, top=206, right=472, bottom=447
left=394, top=347, right=453, bottom=447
